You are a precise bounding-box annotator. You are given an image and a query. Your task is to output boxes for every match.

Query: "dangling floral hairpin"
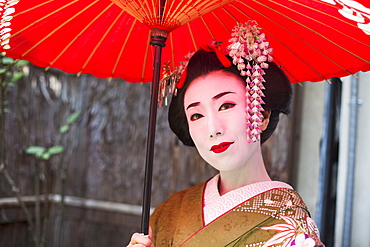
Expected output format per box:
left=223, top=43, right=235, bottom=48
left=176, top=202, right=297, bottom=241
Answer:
left=228, top=21, right=273, bottom=142
left=158, top=51, right=194, bottom=107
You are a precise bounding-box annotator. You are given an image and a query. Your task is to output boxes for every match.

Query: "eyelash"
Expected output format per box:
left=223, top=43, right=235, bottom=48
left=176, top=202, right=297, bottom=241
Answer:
left=190, top=103, right=236, bottom=121
left=219, top=102, right=236, bottom=110
left=190, top=113, right=203, bottom=121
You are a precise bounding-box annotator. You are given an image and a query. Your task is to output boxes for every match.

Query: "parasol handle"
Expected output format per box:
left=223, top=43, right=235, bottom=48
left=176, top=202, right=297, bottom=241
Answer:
left=141, top=33, right=167, bottom=235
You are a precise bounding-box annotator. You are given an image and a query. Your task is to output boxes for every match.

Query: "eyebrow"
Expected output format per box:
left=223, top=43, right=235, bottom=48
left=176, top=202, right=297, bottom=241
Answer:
left=186, top=91, right=235, bottom=110
left=213, top=91, right=235, bottom=100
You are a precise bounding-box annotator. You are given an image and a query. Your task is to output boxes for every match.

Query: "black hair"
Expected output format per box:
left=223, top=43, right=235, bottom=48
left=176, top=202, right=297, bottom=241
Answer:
left=168, top=49, right=292, bottom=146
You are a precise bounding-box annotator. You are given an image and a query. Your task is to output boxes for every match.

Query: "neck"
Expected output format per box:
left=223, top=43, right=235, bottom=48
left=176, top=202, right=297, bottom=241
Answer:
left=217, top=152, right=271, bottom=196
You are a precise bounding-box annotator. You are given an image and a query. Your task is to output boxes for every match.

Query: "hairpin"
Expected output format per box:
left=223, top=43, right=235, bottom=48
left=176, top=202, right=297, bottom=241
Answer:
left=158, top=51, right=194, bottom=107
left=228, top=21, right=273, bottom=142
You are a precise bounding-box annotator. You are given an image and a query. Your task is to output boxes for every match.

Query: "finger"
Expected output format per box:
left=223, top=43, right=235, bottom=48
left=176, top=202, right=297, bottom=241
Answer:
left=129, top=233, right=153, bottom=247
left=148, top=226, right=153, bottom=240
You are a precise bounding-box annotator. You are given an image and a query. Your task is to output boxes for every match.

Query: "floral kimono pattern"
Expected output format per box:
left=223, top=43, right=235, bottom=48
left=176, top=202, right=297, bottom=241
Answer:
left=149, top=181, right=324, bottom=247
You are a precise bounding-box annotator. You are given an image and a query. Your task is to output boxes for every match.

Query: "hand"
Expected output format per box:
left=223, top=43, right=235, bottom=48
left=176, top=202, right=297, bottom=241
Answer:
left=127, top=227, right=154, bottom=247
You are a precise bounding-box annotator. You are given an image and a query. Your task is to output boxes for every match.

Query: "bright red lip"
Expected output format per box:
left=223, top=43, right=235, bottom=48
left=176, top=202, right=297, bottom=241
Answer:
left=210, top=142, right=234, bottom=154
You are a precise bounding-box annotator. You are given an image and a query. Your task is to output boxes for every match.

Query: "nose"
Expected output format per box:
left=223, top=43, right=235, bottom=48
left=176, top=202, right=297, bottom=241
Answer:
left=210, top=131, right=223, bottom=138
left=208, top=114, right=224, bottom=138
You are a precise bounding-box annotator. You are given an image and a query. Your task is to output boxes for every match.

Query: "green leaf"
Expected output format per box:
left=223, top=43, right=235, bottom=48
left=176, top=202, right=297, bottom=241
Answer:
left=5, top=71, right=12, bottom=77
left=26, top=146, right=46, bottom=157
left=14, top=60, right=29, bottom=67
left=59, top=125, right=70, bottom=133
left=47, top=146, right=64, bottom=155
left=0, top=68, right=7, bottom=74
left=40, top=152, right=51, bottom=160
left=3, top=108, right=9, bottom=113
left=11, top=72, right=24, bottom=82
left=2, top=100, right=9, bottom=105
left=2, top=57, right=14, bottom=64
left=66, top=112, right=80, bottom=124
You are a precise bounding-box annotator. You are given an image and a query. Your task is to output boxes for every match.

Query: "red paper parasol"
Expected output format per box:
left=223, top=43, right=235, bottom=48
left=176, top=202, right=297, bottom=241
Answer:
left=2, top=0, right=370, bottom=83
left=1, top=0, right=370, bottom=234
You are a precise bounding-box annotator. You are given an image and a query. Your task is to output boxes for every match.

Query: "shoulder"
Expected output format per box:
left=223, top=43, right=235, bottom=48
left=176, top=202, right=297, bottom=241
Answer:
left=267, top=187, right=308, bottom=209
left=149, top=181, right=207, bottom=245
left=266, top=187, right=309, bottom=219
left=241, top=188, right=324, bottom=246
left=234, top=187, right=311, bottom=228
left=237, top=187, right=308, bottom=212
left=150, top=181, right=206, bottom=220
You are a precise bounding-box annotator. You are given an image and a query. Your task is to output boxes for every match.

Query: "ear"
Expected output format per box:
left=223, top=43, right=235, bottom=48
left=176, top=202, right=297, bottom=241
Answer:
left=261, top=111, right=271, bottom=131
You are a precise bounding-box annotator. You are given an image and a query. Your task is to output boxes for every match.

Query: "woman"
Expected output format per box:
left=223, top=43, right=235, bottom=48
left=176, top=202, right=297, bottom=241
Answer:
left=129, top=24, right=324, bottom=247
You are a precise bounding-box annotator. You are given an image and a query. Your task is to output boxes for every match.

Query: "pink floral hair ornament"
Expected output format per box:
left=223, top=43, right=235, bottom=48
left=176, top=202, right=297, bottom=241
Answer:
left=228, top=21, right=274, bottom=143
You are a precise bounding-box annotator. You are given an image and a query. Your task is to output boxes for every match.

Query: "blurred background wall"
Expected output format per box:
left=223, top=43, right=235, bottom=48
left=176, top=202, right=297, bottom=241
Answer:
left=294, top=72, right=370, bottom=247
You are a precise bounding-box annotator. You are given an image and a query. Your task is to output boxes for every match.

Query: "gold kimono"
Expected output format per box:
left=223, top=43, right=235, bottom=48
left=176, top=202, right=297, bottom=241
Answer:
left=150, top=181, right=324, bottom=247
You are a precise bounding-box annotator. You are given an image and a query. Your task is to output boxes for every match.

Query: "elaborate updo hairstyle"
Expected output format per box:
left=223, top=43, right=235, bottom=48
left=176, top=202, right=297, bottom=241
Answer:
left=168, top=49, right=292, bottom=146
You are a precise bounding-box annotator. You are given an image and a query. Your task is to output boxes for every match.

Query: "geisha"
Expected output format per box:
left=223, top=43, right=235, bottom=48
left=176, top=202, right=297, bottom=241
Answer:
left=128, top=23, right=324, bottom=247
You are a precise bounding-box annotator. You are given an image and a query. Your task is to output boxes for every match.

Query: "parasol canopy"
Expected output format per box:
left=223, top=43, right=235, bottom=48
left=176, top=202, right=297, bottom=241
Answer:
left=1, top=0, right=370, bottom=84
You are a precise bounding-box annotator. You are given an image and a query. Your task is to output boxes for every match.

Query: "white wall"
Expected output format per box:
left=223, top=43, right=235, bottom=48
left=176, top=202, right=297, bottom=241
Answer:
left=294, top=71, right=370, bottom=246
left=335, top=72, right=370, bottom=247
left=295, top=80, right=326, bottom=220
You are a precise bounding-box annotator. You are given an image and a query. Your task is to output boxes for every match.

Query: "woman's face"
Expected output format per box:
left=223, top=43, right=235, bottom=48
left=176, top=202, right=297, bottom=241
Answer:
left=184, top=70, right=261, bottom=172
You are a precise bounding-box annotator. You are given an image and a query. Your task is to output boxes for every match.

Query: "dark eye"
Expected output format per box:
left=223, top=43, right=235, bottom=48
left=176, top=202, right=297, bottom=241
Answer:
left=219, top=103, right=236, bottom=111
left=190, top=113, right=203, bottom=121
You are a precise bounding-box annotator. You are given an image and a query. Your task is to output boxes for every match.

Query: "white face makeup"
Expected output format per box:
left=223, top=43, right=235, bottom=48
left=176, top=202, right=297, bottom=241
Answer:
left=184, top=71, right=261, bottom=173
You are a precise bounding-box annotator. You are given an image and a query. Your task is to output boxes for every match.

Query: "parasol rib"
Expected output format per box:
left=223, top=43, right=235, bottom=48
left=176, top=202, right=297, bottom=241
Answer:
left=139, top=0, right=153, bottom=23
left=271, top=0, right=370, bottom=48
left=161, top=0, right=177, bottom=26
left=187, top=22, right=198, bottom=51
left=211, top=11, right=231, bottom=34
left=150, top=0, right=156, bottom=18
left=224, top=4, right=300, bottom=82
left=236, top=0, right=366, bottom=80
left=172, top=0, right=218, bottom=23
left=219, top=6, right=238, bottom=23
left=161, top=0, right=168, bottom=26
left=11, top=0, right=54, bottom=17
left=200, top=16, right=215, bottom=40
left=141, top=31, right=151, bottom=82
left=6, top=0, right=80, bottom=47
left=169, top=32, right=175, bottom=69
left=47, top=3, right=115, bottom=69
left=249, top=0, right=370, bottom=64
left=114, top=0, right=152, bottom=22
left=111, top=18, right=137, bottom=77
left=174, top=0, right=202, bottom=23
left=168, top=0, right=188, bottom=22
left=158, top=0, right=164, bottom=26
left=231, top=2, right=323, bottom=82
left=22, top=1, right=102, bottom=58
left=140, top=0, right=152, bottom=20
left=78, top=6, right=122, bottom=75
